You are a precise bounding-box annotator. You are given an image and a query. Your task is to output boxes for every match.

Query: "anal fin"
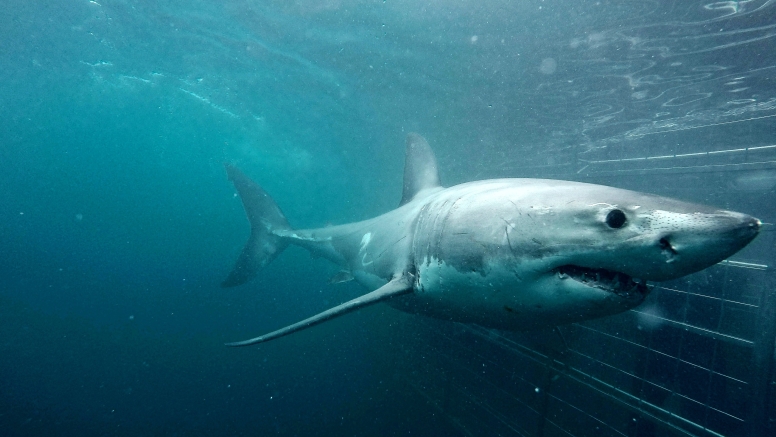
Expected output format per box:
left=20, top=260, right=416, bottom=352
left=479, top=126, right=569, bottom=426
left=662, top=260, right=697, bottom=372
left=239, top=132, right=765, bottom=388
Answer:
left=226, top=274, right=414, bottom=347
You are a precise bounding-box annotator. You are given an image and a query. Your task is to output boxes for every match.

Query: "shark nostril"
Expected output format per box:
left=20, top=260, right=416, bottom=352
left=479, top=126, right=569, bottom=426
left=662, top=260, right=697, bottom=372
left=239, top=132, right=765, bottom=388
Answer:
left=659, top=237, right=675, bottom=252
left=659, top=237, right=678, bottom=262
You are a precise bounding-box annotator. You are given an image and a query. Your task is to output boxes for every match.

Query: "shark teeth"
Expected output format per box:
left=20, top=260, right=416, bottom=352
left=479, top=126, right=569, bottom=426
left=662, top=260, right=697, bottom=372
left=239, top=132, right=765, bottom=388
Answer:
left=556, top=265, right=649, bottom=297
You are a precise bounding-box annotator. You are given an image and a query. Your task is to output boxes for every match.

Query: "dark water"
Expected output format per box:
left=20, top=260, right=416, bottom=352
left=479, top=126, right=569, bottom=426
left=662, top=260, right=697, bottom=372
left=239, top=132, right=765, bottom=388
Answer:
left=2, top=1, right=775, bottom=436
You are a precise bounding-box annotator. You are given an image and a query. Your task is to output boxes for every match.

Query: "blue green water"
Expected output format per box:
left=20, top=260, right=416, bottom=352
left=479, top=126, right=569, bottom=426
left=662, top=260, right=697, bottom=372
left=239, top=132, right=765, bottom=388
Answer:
left=2, top=1, right=775, bottom=435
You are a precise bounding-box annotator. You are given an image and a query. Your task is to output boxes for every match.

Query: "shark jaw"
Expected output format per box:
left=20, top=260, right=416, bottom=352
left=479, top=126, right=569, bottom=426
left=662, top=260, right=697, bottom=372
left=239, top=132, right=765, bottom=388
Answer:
left=555, top=265, right=649, bottom=300
left=398, top=256, right=653, bottom=331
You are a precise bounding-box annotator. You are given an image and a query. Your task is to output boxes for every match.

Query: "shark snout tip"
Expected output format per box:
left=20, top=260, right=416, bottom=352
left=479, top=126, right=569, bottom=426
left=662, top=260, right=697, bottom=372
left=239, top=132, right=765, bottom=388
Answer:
left=744, top=216, right=761, bottom=236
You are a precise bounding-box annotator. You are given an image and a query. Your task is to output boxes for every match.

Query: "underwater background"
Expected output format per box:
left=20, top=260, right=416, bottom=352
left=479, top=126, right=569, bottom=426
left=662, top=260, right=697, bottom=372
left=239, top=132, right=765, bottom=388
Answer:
left=1, top=1, right=775, bottom=436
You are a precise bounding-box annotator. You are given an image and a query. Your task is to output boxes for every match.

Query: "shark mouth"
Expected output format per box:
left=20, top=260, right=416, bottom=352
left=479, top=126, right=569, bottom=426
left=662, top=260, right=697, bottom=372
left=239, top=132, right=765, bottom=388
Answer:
left=557, top=265, right=649, bottom=297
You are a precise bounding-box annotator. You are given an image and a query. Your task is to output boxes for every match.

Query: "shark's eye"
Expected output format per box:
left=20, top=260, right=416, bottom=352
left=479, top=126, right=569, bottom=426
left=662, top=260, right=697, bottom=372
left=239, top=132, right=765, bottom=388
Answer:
left=606, top=209, right=627, bottom=228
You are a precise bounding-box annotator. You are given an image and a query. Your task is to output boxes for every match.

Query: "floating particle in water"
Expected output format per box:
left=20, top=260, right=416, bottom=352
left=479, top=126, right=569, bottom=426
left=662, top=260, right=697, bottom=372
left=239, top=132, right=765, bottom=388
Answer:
left=539, top=58, right=557, bottom=75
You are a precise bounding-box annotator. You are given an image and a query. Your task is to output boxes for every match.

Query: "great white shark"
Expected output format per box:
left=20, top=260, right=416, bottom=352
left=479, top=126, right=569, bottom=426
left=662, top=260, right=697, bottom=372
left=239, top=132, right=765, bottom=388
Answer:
left=222, top=133, right=760, bottom=346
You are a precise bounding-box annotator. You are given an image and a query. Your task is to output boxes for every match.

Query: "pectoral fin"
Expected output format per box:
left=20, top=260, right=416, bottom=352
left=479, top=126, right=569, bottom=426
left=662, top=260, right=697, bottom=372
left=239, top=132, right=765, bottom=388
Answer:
left=226, top=274, right=414, bottom=347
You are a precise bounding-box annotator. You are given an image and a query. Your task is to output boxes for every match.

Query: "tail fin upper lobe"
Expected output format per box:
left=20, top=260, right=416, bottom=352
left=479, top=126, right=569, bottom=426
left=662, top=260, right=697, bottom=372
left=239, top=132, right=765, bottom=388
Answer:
left=222, top=164, right=291, bottom=287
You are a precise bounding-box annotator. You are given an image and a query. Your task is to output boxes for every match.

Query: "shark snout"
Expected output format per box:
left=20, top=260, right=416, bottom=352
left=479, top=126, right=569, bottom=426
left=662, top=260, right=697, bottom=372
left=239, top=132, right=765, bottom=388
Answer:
left=733, top=215, right=761, bottom=240
left=704, top=211, right=760, bottom=247
left=647, top=211, right=760, bottom=281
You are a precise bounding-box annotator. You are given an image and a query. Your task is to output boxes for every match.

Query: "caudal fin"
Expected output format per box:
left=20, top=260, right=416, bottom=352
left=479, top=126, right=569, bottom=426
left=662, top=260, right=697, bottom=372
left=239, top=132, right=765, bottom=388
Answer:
left=222, top=164, right=291, bottom=287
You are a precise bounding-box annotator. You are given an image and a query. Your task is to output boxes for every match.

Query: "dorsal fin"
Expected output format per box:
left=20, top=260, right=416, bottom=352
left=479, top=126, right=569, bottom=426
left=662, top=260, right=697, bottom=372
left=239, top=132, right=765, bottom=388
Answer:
left=400, top=133, right=442, bottom=206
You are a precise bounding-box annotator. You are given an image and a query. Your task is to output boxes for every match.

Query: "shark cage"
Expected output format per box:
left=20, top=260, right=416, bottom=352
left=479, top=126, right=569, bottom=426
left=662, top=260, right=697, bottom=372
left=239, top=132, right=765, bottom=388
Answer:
left=383, top=114, right=776, bottom=437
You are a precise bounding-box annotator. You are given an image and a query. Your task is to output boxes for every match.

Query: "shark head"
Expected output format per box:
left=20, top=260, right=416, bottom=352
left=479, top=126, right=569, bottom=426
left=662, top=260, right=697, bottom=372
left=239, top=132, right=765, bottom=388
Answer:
left=410, top=179, right=760, bottom=328
left=551, top=188, right=761, bottom=283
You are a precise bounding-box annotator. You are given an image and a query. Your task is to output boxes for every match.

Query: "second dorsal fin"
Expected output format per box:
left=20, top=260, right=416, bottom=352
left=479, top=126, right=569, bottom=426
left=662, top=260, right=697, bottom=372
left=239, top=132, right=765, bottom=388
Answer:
left=399, top=133, right=442, bottom=206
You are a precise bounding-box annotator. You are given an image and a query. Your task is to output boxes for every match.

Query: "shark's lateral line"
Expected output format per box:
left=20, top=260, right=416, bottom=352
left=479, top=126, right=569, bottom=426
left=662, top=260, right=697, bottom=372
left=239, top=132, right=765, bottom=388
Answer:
left=222, top=133, right=760, bottom=347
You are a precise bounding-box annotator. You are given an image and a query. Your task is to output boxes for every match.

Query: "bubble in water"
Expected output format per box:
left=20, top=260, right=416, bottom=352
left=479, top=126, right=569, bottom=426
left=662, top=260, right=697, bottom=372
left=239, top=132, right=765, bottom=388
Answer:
left=634, top=304, right=663, bottom=330
left=75, top=213, right=83, bottom=221
left=539, top=58, right=557, bottom=75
